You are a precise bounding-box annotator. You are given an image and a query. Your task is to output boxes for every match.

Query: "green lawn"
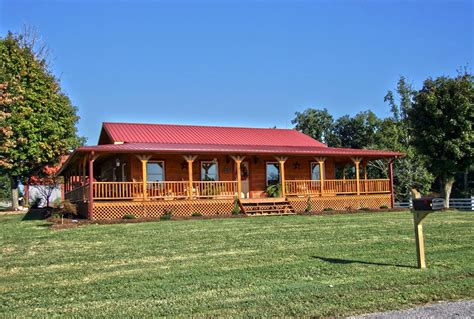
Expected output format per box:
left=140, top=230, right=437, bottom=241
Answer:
left=1, top=211, right=473, bottom=317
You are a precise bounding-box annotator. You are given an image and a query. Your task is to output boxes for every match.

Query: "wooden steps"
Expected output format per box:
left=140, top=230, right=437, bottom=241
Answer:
left=239, top=198, right=296, bottom=215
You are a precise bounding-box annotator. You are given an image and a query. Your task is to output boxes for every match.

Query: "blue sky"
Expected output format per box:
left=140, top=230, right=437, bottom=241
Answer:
left=1, top=0, right=472, bottom=144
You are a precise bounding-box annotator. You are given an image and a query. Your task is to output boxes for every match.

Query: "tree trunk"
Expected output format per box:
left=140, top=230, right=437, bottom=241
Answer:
left=441, top=175, right=455, bottom=209
left=24, top=182, right=30, bottom=207
left=10, top=177, right=19, bottom=210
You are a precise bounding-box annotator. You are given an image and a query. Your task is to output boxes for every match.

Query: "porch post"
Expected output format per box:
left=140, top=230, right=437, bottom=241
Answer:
left=275, top=157, right=288, bottom=198
left=183, top=155, right=197, bottom=199
left=137, top=155, right=152, bottom=200
left=363, top=161, right=368, bottom=194
left=315, top=157, right=326, bottom=196
left=231, top=156, right=245, bottom=199
left=82, top=156, right=87, bottom=187
left=351, top=157, right=362, bottom=196
left=388, top=158, right=395, bottom=209
left=88, top=152, right=95, bottom=219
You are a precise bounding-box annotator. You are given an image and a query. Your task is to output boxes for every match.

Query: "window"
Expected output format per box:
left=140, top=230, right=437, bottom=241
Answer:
left=311, top=162, right=325, bottom=180
left=147, top=161, right=165, bottom=182
left=201, top=161, right=218, bottom=181
left=266, top=162, right=280, bottom=186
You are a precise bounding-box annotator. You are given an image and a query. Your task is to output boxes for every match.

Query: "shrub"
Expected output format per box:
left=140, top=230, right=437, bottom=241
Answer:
left=191, top=212, right=202, bottom=217
left=60, top=200, right=77, bottom=216
left=266, top=184, right=281, bottom=198
left=52, top=198, right=62, bottom=208
left=323, top=207, right=333, bottom=212
left=123, top=213, right=136, bottom=219
left=161, top=208, right=173, bottom=220
left=231, top=197, right=241, bottom=215
left=380, top=205, right=389, bottom=209
left=304, top=196, right=312, bottom=213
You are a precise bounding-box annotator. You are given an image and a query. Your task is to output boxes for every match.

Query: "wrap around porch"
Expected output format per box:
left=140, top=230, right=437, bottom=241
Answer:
left=63, top=153, right=394, bottom=219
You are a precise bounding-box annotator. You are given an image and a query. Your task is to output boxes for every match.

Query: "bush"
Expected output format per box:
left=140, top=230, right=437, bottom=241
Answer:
left=380, top=205, right=389, bottom=209
left=191, top=212, right=202, bottom=217
left=323, top=208, right=333, bottom=211
left=266, top=184, right=281, bottom=198
left=231, top=197, right=241, bottom=215
left=304, top=196, right=312, bottom=213
left=52, top=198, right=62, bottom=208
left=123, top=213, right=136, bottom=219
left=60, top=200, right=77, bottom=216
left=161, top=208, right=173, bottom=220
left=359, top=207, right=370, bottom=211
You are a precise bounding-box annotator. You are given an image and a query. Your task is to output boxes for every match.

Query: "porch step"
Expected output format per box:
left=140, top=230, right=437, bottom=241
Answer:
left=239, top=198, right=296, bottom=215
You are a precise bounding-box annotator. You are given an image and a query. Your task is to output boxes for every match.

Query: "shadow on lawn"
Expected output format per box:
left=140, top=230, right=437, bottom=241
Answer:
left=312, top=256, right=416, bottom=269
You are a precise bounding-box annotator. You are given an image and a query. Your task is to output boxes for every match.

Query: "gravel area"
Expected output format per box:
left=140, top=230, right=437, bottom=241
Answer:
left=350, top=300, right=474, bottom=319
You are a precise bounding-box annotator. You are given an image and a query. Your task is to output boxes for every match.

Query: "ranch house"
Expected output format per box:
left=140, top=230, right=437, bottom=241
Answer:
left=58, top=122, right=402, bottom=219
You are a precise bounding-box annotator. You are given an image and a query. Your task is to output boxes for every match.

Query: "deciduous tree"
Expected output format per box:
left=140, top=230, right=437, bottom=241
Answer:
left=0, top=31, right=83, bottom=209
left=292, top=108, right=334, bottom=144
left=408, top=72, right=473, bottom=207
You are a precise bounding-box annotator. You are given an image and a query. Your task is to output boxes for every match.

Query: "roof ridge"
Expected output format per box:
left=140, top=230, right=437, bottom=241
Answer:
left=102, top=122, right=298, bottom=131
left=119, top=141, right=327, bottom=148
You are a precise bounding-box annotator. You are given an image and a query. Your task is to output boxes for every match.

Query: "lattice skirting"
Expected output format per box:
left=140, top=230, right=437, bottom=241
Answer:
left=92, top=199, right=235, bottom=220
left=287, top=194, right=392, bottom=212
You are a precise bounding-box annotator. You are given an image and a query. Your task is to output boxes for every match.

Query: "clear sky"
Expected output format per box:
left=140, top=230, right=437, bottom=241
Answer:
left=1, top=0, right=472, bottom=144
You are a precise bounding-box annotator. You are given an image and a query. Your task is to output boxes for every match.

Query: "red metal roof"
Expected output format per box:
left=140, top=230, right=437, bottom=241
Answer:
left=57, top=122, right=403, bottom=175
left=101, top=122, right=327, bottom=147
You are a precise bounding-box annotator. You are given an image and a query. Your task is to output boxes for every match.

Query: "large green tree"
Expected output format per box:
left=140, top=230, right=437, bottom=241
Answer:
left=375, top=77, right=434, bottom=201
left=330, top=111, right=382, bottom=149
left=0, top=31, right=82, bottom=209
left=291, top=108, right=334, bottom=144
left=408, top=72, right=473, bottom=207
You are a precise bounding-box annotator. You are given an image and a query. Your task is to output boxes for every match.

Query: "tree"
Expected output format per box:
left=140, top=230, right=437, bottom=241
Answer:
left=0, top=31, right=82, bottom=210
left=330, top=111, right=382, bottom=148
left=292, top=108, right=334, bottom=144
left=408, top=72, right=474, bottom=207
left=376, top=77, right=434, bottom=201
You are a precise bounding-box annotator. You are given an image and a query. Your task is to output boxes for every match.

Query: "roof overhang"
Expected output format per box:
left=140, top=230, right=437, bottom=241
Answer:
left=57, top=142, right=404, bottom=175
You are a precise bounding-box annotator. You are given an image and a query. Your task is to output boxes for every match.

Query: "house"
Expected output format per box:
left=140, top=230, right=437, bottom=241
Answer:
left=58, top=122, right=402, bottom=219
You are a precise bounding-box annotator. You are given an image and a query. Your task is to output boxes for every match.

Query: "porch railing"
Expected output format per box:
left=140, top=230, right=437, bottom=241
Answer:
left=286, top=180, right=322, bottom=196
left=147, top=181, right=188, bottom=199
left=93, top=182, right=142, bottom=200
left=65, top=184, right=89, bottom=202
left=359, top=179, right=391, bottom=193
left=324, top=179, right=358, bottom=194
left=193, top=181, right=237, bottom=198
left=70, top=179, right=390, bottom=201
left=90, top=181, right=238, bottom=200
left=286, top=179, right=390, bottom=196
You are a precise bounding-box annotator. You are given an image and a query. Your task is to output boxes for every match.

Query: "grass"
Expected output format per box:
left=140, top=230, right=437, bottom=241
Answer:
left=0, top=211, right=473, bottom=317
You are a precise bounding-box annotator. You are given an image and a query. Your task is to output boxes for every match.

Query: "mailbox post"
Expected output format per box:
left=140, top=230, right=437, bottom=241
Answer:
left=412, top=198, right=444, bottom=269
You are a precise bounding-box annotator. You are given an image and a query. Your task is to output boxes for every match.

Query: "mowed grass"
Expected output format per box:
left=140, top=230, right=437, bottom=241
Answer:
left=1, top=211, right=473, bottom=317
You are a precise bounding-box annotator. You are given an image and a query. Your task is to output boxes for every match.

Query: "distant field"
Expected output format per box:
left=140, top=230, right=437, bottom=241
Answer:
left=1, top=211, right=473, bottom=317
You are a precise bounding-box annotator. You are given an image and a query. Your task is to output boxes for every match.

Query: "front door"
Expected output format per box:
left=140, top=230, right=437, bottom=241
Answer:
left=240, top=161, right=250, bottom=199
